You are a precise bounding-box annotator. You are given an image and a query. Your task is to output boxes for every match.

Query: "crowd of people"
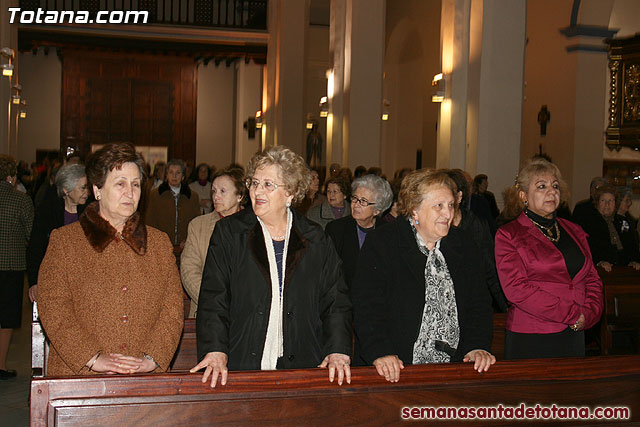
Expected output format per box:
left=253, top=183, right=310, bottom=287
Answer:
left=1, top=143, right=639, bottom=384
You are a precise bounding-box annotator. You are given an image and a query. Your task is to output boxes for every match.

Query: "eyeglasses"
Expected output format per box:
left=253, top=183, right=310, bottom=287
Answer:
left=350, top=195, right=376, bottom=207
left=245, top=178, right=284, bottom=192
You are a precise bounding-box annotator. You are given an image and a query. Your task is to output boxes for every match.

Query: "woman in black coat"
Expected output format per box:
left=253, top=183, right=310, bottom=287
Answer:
left=27, top=163, right=88, bottom=301
left=325, top=174, right=393, bottom=289
left=575, top=185, right=640, bottom=272
left=192, top=146, right=352, bottom=387
left=352, top=169, right=494, bottom=383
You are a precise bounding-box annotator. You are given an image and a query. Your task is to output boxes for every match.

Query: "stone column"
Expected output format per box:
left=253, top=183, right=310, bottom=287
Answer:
left=264, top=0, right=309, bottom=154
left=235, top=62, right=263, bottom=167
left=329, top=0, right=385, bottom=170
left=474, top=0, right=526, bottom=207
left=438, top=0, right=526, bottom=207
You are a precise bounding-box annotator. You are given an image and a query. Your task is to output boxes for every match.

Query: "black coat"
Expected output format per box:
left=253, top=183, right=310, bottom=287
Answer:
left=458, top=209, right=508, bottom=312
left=196, top=207, right=352, bottom=370
left=577, top=212, right=640, bottom=266
left=27, top=186, right=86, bottom=286
left=351, top=217, right=493, bottom=365
left=325, top=215, right=384, bottom=289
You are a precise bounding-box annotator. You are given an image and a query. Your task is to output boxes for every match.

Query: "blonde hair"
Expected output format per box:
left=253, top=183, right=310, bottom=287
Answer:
left=502, top=157, right=569, bottom=214
left=397, top=168, right=458, bottom=217
left=246, top=146, right=311, bottom=204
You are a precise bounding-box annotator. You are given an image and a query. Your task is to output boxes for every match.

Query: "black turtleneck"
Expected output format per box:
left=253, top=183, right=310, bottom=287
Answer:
left=525, top=209, right=585, bottom=279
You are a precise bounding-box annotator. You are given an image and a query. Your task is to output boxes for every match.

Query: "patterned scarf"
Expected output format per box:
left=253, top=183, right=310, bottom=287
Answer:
left=603, top=215, right=623, bottom=251
left=410, top=219, right=460, bottom=364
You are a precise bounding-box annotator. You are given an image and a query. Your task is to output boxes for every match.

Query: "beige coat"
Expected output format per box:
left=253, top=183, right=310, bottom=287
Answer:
left=180, top=211, right=220, bottom=317
left=38, top=202, right=184, bottom=376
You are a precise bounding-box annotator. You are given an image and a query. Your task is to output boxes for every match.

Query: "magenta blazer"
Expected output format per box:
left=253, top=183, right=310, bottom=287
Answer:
left=495, top=212, right=603, bottom=334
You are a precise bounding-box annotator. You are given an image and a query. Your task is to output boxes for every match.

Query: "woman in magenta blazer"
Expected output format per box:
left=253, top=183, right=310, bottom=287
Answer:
left=495, top=158, right=603, bottom=359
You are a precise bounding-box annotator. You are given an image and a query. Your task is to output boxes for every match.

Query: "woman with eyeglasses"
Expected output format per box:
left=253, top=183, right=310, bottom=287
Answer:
left=326, top=174, right=393, bottom=290
left=192, top=146, right=352, bottom=387
left=574, top=185, right=640, bottom=272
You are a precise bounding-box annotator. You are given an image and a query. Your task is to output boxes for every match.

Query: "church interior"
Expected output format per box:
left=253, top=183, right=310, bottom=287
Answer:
left=1, top=0, right=640, bottom=425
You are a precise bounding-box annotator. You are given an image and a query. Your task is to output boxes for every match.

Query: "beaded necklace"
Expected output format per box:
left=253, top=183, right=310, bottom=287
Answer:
left=526, top=213, right=560, bottom=243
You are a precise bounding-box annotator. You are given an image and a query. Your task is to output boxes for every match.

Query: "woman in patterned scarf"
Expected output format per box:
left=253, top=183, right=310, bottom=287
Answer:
left=351, top=168, right=495, bottom=383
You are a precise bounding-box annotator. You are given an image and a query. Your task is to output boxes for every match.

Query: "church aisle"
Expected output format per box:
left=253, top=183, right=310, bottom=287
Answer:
left=0, top=281, right=32, bottom=426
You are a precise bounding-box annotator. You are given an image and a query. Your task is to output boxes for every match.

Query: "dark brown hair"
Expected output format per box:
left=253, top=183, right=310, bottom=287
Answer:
left=212, top=166, right=248, bottom=207
left=86, top=142, right=146, bottom=189
left=326, top=176, right=350, bottom=197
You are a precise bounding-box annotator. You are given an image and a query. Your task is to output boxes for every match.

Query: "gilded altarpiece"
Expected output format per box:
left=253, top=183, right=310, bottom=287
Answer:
left=606, top=35, right=640, bottom=151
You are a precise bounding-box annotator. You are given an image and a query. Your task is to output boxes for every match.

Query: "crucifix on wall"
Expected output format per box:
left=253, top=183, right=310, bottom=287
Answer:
left=537, top=105, right=550, bottom=136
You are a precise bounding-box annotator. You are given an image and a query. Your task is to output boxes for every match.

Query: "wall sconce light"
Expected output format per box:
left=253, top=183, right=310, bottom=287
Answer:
left=319, top=96, right=329, bottom=118
left=2, top=63, right=14, bottom=77
left=255, top=110, right=263, bottom=129
left=431, top=73, right=446, bottom=103
left=19, top=99, right=27, bottom=118
left=306, top=121, right=314, bottom=130
left=381, top=99, right=390, bottom=121
left=0, top=48, right=15, bottom=59
left=12, top=94, right=21, bottom=104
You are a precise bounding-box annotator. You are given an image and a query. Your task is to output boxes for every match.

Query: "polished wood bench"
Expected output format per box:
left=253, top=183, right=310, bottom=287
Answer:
left=598, top=266, right=640, bottom=355
left=31, top=355, right=640, bottom=426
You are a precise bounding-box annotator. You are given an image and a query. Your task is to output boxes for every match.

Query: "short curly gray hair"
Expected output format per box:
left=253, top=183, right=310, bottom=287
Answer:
left=246, top=146, right=311, bottom=204
left=352, top=174, right=393, bottom=215
left=56, top=163, right=86, bottom=198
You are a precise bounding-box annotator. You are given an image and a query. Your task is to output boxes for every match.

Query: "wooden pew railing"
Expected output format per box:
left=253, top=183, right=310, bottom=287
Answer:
left=597, top=266, right=640, bottom=355
left=31, top=355, right=640, bottom=426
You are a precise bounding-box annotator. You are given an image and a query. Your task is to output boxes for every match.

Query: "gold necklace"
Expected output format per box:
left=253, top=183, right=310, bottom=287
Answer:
left=528, top=216, right=560, bottom=243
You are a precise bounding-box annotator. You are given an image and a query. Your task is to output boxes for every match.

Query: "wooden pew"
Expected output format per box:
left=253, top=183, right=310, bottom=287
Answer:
left=598, top=266, right=640, bottom=355
left=31, top=355, right=640, bottom=426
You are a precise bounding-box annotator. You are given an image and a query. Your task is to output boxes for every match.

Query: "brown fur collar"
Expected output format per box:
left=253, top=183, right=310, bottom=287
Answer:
left=79, top=201, right=147, bottom=255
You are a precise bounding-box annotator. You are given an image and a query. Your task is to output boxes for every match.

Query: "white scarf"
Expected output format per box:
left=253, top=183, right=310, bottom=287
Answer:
left=257, top=209, right=293, bottom=370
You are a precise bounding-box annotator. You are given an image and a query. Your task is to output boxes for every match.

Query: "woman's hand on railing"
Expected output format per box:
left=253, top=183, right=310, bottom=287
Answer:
left=190, top=351, right=228, bottom=388
left=463, top=349, right=496, bottom=372
left=373, top=355, right=404, bottom=383
left=318, top=353, right=351, bottom=385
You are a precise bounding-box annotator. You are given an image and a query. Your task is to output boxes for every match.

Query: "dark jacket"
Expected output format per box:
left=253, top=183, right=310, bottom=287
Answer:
left=145, top=182, right=200, bottom=246
left=352, top=217, right=493, bottom=365
left=27, top=186, right=85, bottom=286
left=577, top=212, right=640, bottom=266
left=470, top=194, right=497, bottom=236
left=572, top=198, right=597, bottom=225
left=325, top=215, right=384, bottom=289
left=457, top=209, right=508, bottom=312
left=196, top=207, right=352, bottom=370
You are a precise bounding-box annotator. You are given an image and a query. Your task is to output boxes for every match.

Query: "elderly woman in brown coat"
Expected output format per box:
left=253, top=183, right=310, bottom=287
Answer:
left=38, top=142, right=184, bottom=376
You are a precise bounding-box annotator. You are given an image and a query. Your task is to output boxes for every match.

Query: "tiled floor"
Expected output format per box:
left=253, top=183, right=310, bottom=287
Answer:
left=0, top=282, right=32, bottom=426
